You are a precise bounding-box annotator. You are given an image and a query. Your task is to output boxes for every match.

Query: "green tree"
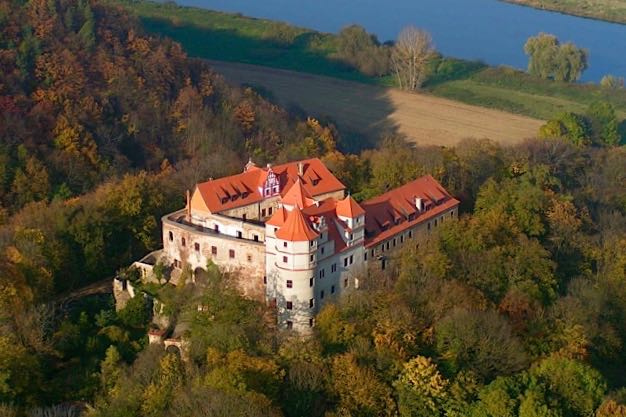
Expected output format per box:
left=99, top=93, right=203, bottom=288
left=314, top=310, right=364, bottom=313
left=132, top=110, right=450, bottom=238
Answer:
left=524, top=33, right=587, bottom=82
left=118, top=295, right=150, bottom=329
left=435, top=309, right=527, bottom=380
left=585, top=101, right=621, bottom=146
left=538, top=112, right=590, bottom=146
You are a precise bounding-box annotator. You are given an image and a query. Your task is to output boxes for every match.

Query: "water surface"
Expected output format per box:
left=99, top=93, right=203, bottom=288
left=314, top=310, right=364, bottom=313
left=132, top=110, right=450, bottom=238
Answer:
left=175, top=0, right=626, bottom=81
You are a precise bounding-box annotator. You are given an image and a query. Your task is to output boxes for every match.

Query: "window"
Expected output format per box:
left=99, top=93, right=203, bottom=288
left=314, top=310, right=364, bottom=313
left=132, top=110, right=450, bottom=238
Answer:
left=310, top=240, right=315, bottom=247
left=349, top=255, right=354, bottom=264
left=309, top=299, right=314, bottom=308
left=286, top=280, right=293, bottom=288
left=286, top=301, right=293, bottom=310
left=253, top=234, right=259, bottom=242
left=181, top=237, right=186, bottom=247
left=242, top=214, right=247, bottom=221
left=274, top=227, right=278, bottom=232
left=381, top=244, right=385, bottom=253
left=310, top=254, right=315, bottom=262
left=286, top=321, right=293, bottom=329
left=283, top=256, right=288, bottom=263
left=312, top=179, right=319, bottom=186
left=386, top=242, right=390, bottom=250
left=309, top=318, right=314, bottom=327
left=393, top=238, right=396, bottom=247
left=319, top=269, right=325, bottom=279
left=309, top=278, right=314, bottom=287
left=344, top=257, right=348, bottom=267
left=194, top=242, right=200, bottom=252
left=331, top=263, right=337, bottom=273
left=428, top=222, right=431, bottom=231
left=211, top=246, right=217, bottom=255
left=229, top=249, right=235, bottom=258
left=283, top=241, right=288, bottom=248
left=321, top=247, right=325, bottom=255
left=268, top=207, right=273, bottom=215
left=261, top=208, right=267, bottom=217
left=451, top=210, right=454, bottom=218
left=409, top=230, right=413, bottom=238
left=371, top=249, right=374, bottom=257
left=320, top=290, right=325, bottom=299
left=168, top=231, right=173, bottom=241
left=400, top=235, right=404, bottom=243
left=247, top=254, right=252, bottom=262
left=237, top=231, right=242, bottom=239
left=344, top=278, right=348, bottom=288
left=435, top=219, right=438, bottom=227
left=364, top=251, right=368, bottom=261
left=331, top=285, right=335, bottom=294
left=214, top=225, right=219, bottom=233
left=263, top=276, right=267, bottom=284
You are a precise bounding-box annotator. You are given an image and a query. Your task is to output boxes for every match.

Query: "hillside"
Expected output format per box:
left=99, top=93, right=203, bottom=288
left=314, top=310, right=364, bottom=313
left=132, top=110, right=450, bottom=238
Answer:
left=0, top=0, right=335, bottom=214
left=209, top=61, right=543, bottom=148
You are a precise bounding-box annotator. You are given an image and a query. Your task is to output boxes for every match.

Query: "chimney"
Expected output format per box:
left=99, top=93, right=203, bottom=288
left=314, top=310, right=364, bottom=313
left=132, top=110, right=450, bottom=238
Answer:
left=186, top=189, right=191, bottom=221
left=415, top=197, right=423, bottom=212
left=297, top=162, right=304, bottom=176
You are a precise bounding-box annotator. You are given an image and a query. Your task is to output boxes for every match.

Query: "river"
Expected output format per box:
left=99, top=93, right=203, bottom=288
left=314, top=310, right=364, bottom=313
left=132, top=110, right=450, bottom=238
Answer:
left=173, top=0, right=626, bottom=82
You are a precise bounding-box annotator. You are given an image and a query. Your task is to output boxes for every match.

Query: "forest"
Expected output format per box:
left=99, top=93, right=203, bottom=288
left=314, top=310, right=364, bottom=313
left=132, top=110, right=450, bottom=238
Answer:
left=1, top=0, right=626, bottom=416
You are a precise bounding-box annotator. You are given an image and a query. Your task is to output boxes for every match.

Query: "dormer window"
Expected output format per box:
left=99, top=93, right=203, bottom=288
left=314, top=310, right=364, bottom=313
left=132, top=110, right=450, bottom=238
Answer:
left=312, top=179, right=320, bottom=186
left=242, top=192, right=249, bottom=198
left=221, top=197, right=228, bottom=204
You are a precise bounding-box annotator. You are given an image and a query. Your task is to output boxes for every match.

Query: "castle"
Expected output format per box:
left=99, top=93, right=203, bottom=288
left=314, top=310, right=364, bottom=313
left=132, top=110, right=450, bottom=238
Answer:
left=115, top=158, right=459, bottom=333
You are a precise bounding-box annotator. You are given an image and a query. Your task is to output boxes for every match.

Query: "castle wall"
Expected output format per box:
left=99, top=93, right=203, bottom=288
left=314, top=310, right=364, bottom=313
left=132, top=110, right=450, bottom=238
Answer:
left=365, top=207, right=457, bottom=271
left=162, top=213, right=266, bottom=301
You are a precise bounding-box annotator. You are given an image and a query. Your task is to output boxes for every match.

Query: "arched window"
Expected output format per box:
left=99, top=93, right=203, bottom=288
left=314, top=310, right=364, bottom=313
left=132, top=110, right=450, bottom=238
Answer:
left=181, top=237, right=186, bottom=247
left=168, top=231, right=173, bottom=241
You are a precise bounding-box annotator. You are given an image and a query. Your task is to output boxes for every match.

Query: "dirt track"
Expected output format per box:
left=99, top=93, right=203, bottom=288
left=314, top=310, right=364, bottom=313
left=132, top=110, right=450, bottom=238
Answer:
left=208, top=61, right=544, bottom=148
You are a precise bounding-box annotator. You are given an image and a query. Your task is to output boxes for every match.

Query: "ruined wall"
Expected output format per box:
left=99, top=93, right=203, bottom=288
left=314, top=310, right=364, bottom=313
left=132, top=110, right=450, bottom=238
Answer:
left=162, top=217, right=266, bottom=301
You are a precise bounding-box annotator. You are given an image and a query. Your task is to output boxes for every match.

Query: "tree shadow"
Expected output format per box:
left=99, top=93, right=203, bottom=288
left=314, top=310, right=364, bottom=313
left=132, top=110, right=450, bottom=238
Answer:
left=137, top=16, right=399, bottom=152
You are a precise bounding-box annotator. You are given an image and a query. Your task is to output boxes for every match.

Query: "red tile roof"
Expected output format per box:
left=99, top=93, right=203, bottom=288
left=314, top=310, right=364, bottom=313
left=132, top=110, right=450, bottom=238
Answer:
left=336, top=195, right=365, bottom=218
left=275, top=207, right=320, bottom=241
left=281, top=178, right=316, bottom=209
left=191, top=158, right=345, bottom=214
left=361, top=175, right=459, bottom=248
left=266, top=206, right=288, bottom=226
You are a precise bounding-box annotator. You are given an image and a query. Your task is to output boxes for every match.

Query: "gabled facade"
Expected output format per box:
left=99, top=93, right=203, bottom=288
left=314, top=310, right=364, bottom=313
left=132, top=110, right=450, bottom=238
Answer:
left=123, top=157, right=459, bottom=333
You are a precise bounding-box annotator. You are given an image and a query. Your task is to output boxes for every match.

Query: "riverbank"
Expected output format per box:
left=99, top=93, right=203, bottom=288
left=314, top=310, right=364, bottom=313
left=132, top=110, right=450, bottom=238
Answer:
left=114, top=0, right=626, bottom=121
left=501, top=0, right=626, bottom=25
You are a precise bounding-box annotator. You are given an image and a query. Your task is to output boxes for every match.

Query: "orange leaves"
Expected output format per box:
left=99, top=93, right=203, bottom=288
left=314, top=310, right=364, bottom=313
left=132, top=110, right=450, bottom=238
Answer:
left=234, top=100, right=256, bottom=134
left=35, top=50, right=86, bottom=101
left=27, top=0, right=57, bottom=39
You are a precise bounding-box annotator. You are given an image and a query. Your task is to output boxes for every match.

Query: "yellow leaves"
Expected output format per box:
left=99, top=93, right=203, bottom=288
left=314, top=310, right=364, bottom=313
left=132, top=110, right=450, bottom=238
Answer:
left=204, top=349, right=284, bottom=398
left=555, top=323, right=589, bottom=361
left=331, top=353, right=397, bottom=417
left=53, top=116, right=99, bottom=166
left=395, top=355, right=449, bottom=415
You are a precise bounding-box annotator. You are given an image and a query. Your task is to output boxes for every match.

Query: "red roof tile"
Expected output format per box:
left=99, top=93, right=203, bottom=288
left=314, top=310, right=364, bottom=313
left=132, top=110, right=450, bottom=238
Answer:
left=275, top=207, right=320, bottom=241
left=361, top=175, right=460, bottom=248
left=336, top=195, right=365, bottom=218
left=281, top=178, right=316, bottom=209
left=192, top=158, right=345, bottom=213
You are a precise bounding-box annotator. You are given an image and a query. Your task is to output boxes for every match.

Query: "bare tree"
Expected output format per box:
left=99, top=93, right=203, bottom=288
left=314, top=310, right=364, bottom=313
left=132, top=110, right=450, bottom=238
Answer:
left=391, top=27, right=435, bottom=90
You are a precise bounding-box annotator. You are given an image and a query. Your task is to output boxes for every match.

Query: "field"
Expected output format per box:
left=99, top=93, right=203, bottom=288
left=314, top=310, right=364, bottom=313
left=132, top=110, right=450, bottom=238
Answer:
left=209, top=61, right=544, bottom=148
left=116, top=0, right=626, bottom=123
left=502, top=0, right=626, bottom=24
